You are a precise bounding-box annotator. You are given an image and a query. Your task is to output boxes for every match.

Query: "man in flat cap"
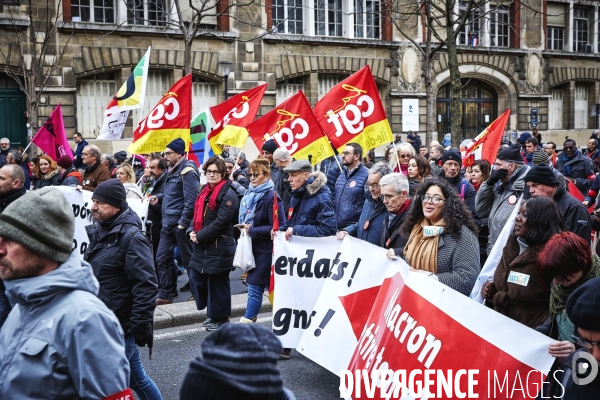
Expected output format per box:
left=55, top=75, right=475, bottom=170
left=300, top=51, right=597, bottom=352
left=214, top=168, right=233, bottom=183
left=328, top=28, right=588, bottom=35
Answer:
left=476, top=146, right=530, bottom=254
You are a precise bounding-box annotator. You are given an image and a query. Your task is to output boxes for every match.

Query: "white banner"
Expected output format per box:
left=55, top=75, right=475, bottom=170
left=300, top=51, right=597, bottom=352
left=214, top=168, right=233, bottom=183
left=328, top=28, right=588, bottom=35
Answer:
left=55, top=187, right=149, bottom=259
left=98, top=109, right=129, bottom=140
left=272, top=235, right=341, bottom=348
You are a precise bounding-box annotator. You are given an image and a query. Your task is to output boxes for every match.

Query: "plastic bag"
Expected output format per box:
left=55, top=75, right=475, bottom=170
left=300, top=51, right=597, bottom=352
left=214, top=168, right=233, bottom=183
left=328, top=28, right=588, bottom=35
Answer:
left=233, top=230, right=256, bottom=272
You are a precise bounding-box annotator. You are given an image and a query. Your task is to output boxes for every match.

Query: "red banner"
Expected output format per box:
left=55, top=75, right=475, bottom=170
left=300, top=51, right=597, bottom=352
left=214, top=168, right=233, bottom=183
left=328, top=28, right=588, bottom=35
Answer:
left=314, top=65, right=393, bottom=152
left=247, top=91, right=333, bottom=165
left=209, top=83, right=267, bottom=152
left=462, top=109, right=510, bottom=166
left=128, top=74, right=192, bottom=154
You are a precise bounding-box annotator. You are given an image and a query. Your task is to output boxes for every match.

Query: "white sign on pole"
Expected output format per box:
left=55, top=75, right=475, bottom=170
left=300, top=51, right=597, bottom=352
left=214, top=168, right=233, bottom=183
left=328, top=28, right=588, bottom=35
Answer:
left=402, top=98, right=419, bottom=132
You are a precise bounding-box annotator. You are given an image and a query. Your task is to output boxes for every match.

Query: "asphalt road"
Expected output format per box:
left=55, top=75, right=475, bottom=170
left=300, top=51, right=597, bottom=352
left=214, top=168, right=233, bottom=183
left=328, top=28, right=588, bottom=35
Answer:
left=139, top=318, right=340, bottom=400
left=173, top=268, right=248, bottom=303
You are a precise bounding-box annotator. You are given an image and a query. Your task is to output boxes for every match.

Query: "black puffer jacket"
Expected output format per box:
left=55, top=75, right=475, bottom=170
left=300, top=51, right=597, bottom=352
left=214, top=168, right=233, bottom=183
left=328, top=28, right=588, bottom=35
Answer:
left=84, top=207, right=158, bottom=337
left=189, top=181, right=239, bottom=274
left=147, top=172, right=167, bottom=243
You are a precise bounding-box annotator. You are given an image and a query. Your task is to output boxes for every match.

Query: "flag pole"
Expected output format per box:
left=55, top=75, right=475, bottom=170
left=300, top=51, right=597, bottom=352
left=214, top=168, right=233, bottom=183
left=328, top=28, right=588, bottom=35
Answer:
left=22, top=141, right=33, bottom=154
left=392, top=142, right=402, bottom=172
left=231, top=145, right=241, bottom=180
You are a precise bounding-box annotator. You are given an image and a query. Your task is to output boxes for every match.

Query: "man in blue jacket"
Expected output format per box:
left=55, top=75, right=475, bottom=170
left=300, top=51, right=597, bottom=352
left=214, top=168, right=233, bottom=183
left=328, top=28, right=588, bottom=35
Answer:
left=72, top=132, right=88, bottom=170
left=337, top=162, right=392, bottom=245
left=156, top=138, right=200, bottom=304
left=335, top=143, right=369, bottom=230
left=557, top=138, right=596, bottom=196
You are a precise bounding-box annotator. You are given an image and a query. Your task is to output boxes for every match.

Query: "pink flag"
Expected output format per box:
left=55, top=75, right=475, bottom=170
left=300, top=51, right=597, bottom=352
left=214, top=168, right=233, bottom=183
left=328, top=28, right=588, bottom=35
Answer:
left=32, top=104, right=73, bottom=161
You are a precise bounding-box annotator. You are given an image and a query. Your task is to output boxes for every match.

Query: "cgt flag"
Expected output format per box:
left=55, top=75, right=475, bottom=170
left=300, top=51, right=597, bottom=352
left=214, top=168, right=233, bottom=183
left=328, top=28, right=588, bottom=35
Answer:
left=188, top=106, right=213, bottom=166
left=314, top=65, right=393, bottom=153
left=247, top=91, right=334, bottom=165
left=462, top=109, right=511, bottom=166
left=128, top=74, right=192, bottom=154
left=210, top=83, right=267, bottom=153
left=32, top=104, right=73, bottom=162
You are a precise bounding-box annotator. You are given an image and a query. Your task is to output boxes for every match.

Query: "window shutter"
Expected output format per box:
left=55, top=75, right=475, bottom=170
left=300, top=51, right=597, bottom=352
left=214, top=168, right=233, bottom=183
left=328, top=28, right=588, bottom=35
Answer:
left=547, top=3, right=566, bottom=27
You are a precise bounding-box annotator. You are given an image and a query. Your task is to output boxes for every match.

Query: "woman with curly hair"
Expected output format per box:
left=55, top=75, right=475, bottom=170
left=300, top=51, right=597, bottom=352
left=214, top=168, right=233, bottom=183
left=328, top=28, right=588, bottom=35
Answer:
left=407, top=155, right=433, bottom=196
left=391, top=179, right=480, bottom=295
left=481, top=197, right=565, bottom=328
left=31, top=155, right=60, bottom=189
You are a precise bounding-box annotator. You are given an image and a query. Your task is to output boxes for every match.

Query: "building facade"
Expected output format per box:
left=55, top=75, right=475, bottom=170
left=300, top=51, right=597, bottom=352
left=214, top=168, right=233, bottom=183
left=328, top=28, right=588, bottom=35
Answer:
left=0, top=0, right=599, bottom=152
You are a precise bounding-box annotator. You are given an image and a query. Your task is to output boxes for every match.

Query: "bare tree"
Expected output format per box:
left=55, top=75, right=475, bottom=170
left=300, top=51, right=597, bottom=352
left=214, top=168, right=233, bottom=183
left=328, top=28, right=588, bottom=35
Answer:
left=0, top=0, right=73, bottom=130
left=385, top=0, right=508, bottom=146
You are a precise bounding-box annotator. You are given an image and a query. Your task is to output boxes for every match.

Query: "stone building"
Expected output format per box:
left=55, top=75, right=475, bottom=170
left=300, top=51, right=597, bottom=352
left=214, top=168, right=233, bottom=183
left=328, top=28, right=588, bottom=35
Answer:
left=0, top=0, right=599, bottom=152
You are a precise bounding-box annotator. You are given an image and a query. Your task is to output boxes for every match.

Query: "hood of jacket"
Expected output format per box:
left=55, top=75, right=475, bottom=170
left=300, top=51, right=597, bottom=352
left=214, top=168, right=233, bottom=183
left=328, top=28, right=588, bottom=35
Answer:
left=101, top=206, right=141, bottom=232
left=4, top=250, right=99, bottom=307
left=306, top=171, right=327, bottom=196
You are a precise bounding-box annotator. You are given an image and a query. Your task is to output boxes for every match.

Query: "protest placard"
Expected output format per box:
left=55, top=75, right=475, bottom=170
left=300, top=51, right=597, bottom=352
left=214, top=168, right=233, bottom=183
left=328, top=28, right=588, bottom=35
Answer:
left=271, top=234, right=341, bottom=348
left=55, top=187, right=149, bottom=259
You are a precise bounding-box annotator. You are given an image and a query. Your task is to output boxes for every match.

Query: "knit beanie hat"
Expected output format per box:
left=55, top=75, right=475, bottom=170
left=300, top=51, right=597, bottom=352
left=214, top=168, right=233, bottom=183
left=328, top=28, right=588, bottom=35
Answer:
left=167, top=138, right=186, bottom=155
left=567, top=276, right=600, bottom=330
left=496, top=146, right=523, bottom=163
left=179, top=324, right=292, bottom=400
left=92, top=179, right=127, bottom=209
left=57, top=155, right=73, bottom=169
left=518, top=132, right=532, bottom=144
left=441, top=149, right=462, bottom=166
left=262, top=139, right=279, bottom=154
left=532, top=149, right=549, bottom=166
left=524, top=166, right=558, bottom=187
left=114, top=151, right=128, bottom=163
left=0, top=187, right=74, bottom=263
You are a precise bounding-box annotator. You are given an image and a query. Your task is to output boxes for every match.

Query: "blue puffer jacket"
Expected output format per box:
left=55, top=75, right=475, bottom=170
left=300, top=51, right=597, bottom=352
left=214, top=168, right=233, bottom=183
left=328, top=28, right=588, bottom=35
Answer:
left=283, top=172, right=337, bottom=237
left=161, top=159, right=200, bottom=231
left=334, top=163, right=369, bottom=230
left=342, top=194, right=387, bottom=245
left=320, top=155, right=342, bottom=197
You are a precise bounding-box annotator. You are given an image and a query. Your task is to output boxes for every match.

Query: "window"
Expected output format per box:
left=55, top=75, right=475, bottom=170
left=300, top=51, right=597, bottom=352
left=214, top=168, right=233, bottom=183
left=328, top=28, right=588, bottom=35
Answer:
left=574, top=83, right=588, bottom=129
left=71, top=0, right=115, bottom=23
left=573, top=8, right=590, bottom=52
left=489, top=6, right=509, bottom=47
left=276, top=78, right=304, bottom=105
left=2, top=0, right=20, bottom=6
left=318, top=75, right=345, bottom=99
left=76, top=73, right=116, bottom=136
left=315, top=0, right=342, bottom=37
left=354, top=0, right=380, bottom=39
left=547, top=27, right=564, bottom=50
left=273, top=0, right=303, bottom=34
left=192, top=77, right=218, bottom=116
left=458, top=2, right=481, bottom=45
left=127, top=0, right=167, bottom=26
left=548, top=89, right=563, bottom=129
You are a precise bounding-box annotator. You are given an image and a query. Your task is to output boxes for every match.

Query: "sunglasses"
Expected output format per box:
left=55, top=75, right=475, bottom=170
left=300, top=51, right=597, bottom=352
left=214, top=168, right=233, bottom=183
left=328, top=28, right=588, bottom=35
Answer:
left=248, top=173, right=261, bottom=178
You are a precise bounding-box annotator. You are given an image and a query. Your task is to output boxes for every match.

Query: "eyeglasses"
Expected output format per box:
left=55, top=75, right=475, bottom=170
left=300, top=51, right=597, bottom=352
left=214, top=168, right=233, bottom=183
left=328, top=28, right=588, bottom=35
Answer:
left=248, top=173, right=261, bottom=178
left=399, top=154, right=412, bottom=159
left=383, top=193, right=400, bottom=200
left=205, top=170, right=220, bottom=175
left=368, top=183, right=380, bottom=189
left=421, top=195, right=445, bottom=204
left=571, top=335, right=600, bottom=352
left=342, top=151, right=354, bottom=156
left=444, top=162, right=460, bottom=168
left=163, top=151, right=174, bottom=156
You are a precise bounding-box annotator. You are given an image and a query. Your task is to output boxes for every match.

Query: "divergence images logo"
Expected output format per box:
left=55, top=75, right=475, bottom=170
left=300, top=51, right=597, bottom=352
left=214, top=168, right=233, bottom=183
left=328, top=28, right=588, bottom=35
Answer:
left=573, top=352, right=598, bottom=385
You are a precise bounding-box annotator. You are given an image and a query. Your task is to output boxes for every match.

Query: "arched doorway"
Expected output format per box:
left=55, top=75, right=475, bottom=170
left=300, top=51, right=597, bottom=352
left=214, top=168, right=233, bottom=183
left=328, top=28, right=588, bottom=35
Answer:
left=0, top=73, right=27, bottom=147
left=436, top=79, right=498, bottom=139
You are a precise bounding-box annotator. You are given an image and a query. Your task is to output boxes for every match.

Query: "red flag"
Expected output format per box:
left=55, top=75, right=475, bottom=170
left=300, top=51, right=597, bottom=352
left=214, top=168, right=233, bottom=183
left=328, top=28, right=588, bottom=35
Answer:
left=462, top=109, right=511, bottom=166
left=32, top=104, right=73, bottom=162
left=314, top=65, right=393, bottom=152
left=209, top=83, right=268, bottom=152
left=128, top=74, right=192, bottom=154
left=247, top=91, right=334, bottom=165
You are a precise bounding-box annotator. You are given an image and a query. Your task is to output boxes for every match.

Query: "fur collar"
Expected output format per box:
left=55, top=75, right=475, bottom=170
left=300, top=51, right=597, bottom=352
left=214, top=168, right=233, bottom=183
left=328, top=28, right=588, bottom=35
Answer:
left=306, top=171, right=327, bottom=196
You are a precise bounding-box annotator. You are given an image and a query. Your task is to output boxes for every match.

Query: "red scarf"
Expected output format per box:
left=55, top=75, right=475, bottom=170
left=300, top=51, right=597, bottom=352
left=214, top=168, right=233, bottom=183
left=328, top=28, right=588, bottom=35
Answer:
left=193, top=180, right=226, bottom=232
left=396, top=198, right=412, bottom=215
left=472, top=181, right=481, bottom=192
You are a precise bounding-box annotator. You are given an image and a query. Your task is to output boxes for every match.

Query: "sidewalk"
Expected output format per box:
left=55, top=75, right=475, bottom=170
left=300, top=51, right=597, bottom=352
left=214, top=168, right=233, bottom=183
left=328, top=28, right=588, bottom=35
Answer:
left=154, top=293, right=272, bottom=329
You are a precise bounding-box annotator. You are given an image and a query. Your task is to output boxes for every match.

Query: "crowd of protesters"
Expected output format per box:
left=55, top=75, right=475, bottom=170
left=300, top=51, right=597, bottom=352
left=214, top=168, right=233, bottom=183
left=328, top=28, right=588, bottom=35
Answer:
left=2, top=128, right=600, bottom=398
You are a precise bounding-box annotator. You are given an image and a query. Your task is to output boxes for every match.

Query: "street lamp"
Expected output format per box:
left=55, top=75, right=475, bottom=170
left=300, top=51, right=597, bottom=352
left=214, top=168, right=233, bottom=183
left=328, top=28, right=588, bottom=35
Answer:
left=219, top=61, right=233, bottom=100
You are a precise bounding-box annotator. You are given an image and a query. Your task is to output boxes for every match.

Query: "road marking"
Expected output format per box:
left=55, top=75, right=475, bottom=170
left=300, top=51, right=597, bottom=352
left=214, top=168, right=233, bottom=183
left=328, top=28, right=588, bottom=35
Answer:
left=154, top=316, right=273, bottom=340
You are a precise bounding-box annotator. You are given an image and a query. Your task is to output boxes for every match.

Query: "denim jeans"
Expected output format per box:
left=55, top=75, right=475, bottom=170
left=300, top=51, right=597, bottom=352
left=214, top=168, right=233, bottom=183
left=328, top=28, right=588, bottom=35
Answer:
left=244, top=284, right=266, bottom=319
left=124, top=336, right=163, bottom=400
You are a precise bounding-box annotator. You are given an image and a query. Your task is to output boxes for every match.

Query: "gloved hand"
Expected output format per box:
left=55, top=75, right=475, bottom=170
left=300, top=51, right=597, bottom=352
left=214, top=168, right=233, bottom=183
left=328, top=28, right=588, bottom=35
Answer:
left=134, top=333, right=153, bottom=349
left=487, top=168, right=508, bottom=185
